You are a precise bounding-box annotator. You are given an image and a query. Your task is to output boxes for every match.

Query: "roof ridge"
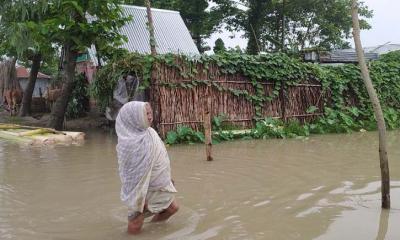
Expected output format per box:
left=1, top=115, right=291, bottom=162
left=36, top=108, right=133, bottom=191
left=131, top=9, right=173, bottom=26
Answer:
left=16, top=66, right=51, bottom=79
left=120, top=4, right=180, bottom=14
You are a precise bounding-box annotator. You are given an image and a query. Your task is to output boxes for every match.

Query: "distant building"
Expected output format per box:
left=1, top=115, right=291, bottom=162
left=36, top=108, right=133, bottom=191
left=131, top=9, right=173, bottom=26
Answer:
left=17, top=66, right=51, bottom=97
left=303, top=49, right=378, bottom=65
left=320, top=50, right=377, bottom=64
left=303, top=43, right=400, bottom=65
left=364, top=43, right=400, bottom=56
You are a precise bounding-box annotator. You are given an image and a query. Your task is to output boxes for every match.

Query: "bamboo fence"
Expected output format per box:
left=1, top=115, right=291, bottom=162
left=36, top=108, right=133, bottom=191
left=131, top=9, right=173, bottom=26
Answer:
left=149, top=60, right=325, bottom=138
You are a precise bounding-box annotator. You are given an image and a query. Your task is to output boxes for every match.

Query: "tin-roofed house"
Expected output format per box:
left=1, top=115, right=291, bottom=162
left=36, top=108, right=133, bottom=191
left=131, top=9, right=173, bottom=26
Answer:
left=364, top=43, right=400, bottom=56
left=303, top=49, right=379, bottom=65
left=77, top=5, right=199, bottom=83
left=302, top=44, right=400, bottom=65
left=17, top=66, right=51, bottom=98
left=16, top=66, right=52, bottom=113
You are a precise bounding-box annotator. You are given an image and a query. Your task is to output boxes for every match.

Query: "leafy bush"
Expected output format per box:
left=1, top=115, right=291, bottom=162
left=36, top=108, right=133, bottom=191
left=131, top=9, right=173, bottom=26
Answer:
left=90, top=53, right=152, bottom=111
left=383, top=107, right=400, bottom=130
left=165, top=126, right=205, bottom=145
left=379, top=50, right=400, bottom=63
left=251, top=118, right=310, bottom=139
left=284, top=120, right=310, bottom=137
left=66, top=73, right=89, bottom=119
left=252, top=118, right=286, bottom=139
left=212, top=114, right=239, bottom=131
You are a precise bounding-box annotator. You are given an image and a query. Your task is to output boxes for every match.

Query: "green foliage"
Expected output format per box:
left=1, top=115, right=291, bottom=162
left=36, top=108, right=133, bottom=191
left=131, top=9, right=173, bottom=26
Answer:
left=0, top=0, right=57, bottom=87
left=95, top=50, right=400, bottom=145
left=93, top=52, right=318, bottom=117
left=228, top=0, right=372, bottom=53
left=252, top=118, right=286, bottom=139
left=251, top=118, right=310, bottom=139
left=45, top=0, right=129, bottom=51
left=309, top=107, right=362, bottom=134
left=164, top=117, right=311, bottom=145
left=165, top=126, right=205, bottom=145
left=66, top=73, right=89, bottom=119
left=90, top=53, right=152, bottom=111
left=212, top=114, right=239, bottom=131
left=320, top=57, right=400, bottom=121
left=0, top=0, right=52, bottom=57
left=163, top=105, right=400, bottom=145
left=244, top=0, right=271, bottom=54
left=211, top=114, right=241, bottom=142
left=383, top=108, right=400, bottom=130
left=379, top=51, right=400, bottom=63
left=284, top=120, right=310, bottom=137
left=213, top=38, right=226, bottom=54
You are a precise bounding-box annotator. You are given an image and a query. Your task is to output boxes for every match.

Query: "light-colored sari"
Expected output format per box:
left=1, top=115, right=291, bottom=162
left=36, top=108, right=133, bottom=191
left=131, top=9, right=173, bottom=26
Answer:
left=115, top=101, right=176, bottom=214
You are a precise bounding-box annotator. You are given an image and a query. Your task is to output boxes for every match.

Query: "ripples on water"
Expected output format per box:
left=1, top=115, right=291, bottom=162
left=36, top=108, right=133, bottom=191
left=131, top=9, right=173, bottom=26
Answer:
left=0, top=131, right=399, bottom=239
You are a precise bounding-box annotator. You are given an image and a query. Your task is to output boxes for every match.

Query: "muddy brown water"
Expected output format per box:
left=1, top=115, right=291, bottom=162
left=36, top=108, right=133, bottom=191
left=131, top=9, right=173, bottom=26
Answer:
left=1, top=131, right=400, bottom=240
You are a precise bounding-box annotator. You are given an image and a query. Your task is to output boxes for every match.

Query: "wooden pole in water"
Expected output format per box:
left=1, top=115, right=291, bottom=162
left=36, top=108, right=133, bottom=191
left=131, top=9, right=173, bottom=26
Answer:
left=204, top=86, right=213, bottom=161
left=351, top=0, right=390, bottom=209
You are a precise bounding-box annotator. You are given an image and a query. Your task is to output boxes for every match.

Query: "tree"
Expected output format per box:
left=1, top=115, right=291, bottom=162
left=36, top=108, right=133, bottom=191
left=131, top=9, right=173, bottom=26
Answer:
left=246, top=0, right=272, bottom=54
left=351, top=0, right=390, bottom=209
left=42, top=0, right=129, bottom=130
left=213, top=38, right=226, bottom=53
left=0, top=0, right=56, bottom=116
left=273, top=0, right=372, bottom=51
left=229, top=0, right=372, bottom=54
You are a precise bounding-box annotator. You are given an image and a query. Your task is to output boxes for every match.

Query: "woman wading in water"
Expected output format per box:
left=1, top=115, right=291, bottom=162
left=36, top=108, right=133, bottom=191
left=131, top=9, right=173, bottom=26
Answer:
left=116, top=101, right=179, bottom=234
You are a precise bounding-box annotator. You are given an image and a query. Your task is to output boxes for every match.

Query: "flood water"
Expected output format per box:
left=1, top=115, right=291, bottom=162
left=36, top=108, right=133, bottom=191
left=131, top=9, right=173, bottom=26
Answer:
left=1, top=131, right=400, bottom=240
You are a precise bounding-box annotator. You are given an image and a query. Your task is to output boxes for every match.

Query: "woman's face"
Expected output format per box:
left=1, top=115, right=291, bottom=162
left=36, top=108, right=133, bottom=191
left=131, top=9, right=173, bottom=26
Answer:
left=145, top=103, right=153, bottom=125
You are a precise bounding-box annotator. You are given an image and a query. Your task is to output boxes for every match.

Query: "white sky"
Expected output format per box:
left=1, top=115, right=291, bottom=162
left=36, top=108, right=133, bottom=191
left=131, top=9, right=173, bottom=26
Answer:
left=205, top=0, right=400, bottom=51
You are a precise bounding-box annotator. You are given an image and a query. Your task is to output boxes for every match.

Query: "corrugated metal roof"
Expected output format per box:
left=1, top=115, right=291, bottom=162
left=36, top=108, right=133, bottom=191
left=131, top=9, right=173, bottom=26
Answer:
left=364, top=44, right=400, bottom=55
left=88, top=5, right=199, bottom=65
left=319, top=50, right=378, bottom=63
left=88, top=5, right=199, bottom=58
left=118, top=5, right=199, bottom=55
left=16, top=66, right=51, bottom=79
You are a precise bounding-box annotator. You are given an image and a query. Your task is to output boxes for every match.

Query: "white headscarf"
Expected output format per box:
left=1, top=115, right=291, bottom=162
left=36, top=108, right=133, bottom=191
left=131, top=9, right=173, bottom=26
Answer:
left=116, top=101, right=173, bottom=212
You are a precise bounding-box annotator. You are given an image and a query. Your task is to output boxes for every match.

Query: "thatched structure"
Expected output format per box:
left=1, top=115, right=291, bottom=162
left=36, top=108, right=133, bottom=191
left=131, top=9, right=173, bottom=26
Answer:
left=149, top=60, right=324, bottom=138
left=0, top=59, right=19, bottom=104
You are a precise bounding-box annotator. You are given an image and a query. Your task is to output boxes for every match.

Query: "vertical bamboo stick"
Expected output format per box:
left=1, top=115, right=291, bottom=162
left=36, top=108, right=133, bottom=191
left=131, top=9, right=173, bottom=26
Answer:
left=280, top=80, right=286, bottom=122
left=204, top=85, right=213, bottom=161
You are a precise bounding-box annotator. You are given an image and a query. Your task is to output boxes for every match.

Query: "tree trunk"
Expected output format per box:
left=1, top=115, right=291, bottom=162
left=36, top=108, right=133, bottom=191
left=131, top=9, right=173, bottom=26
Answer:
left=0, top=63, right=4, bottom=104
left=247, top=23, right=261, bottom=54
left=145, top=0, right=157, bottom=56
left=1, top=58, right=18, bottom=90
left=19, top=53, right=42, bottom=117
left=48, top=43, right=78, bottom=130
left=246, top=0, right=265, bottom=55
left=280, top=0, right=285, bottom=51
left=351, top=0, right=390, bottom=209
left=194, top=36, right=203, bottom=53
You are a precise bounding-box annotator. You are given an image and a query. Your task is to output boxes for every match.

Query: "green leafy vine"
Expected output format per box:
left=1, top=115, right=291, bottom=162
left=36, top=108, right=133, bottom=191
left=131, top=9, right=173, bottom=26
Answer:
left=92, top=50, right=400, bottom=140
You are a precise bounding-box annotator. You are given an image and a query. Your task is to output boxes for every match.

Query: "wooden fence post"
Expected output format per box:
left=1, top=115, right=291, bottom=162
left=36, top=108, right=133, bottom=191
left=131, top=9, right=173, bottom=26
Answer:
left=280, top=80, right=286, bottom=122
left=204, top=85, right=213, bottom=161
